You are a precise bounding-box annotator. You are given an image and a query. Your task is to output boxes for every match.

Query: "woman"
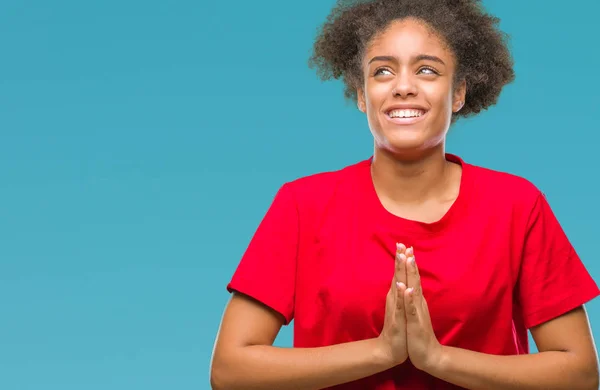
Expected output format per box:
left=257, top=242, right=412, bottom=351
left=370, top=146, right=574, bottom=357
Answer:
left=210, top=0, right=600, bottom=389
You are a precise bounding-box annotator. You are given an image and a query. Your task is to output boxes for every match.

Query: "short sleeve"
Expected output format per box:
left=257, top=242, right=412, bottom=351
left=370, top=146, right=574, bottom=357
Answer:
left=227, top=183, right=298, bottom=325
left=517, top=192, right=600, bottom=329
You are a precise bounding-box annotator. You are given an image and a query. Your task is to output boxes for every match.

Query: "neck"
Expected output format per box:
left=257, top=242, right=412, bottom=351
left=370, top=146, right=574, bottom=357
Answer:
left=370, top=145, right=455, bottom=205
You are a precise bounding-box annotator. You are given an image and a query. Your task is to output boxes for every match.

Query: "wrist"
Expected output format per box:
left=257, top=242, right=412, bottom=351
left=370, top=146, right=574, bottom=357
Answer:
left=424, top=344, right=448, bottom=376
left=372, top=337, right=396, bottom=370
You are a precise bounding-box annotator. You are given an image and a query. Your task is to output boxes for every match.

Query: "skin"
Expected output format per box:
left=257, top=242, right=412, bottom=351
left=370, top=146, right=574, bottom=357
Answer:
left=209, top=247, right=410, bottom=390
left=357, top=18, right=466, bottom=223
left=210, top=18, right=599, bottom=390
left=402, top=248, right=599, bottom=390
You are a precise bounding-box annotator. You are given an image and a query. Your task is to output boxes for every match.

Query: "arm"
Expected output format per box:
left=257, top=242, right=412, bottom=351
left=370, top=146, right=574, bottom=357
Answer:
left=423, top=193, right=599, bottom=389
left=402, top=249, right=599, bottom=390
left=209, top=293, right=392, bottom=390
left=209, top=180, right=385, bottom=389
left=211, top=245, right=412, bottom=390
left=426, top=306, right=599, bottom=390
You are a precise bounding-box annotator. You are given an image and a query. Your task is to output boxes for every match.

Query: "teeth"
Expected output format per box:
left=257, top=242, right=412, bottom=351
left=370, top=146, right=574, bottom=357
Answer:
left=388, top=109, right=424, bottom=118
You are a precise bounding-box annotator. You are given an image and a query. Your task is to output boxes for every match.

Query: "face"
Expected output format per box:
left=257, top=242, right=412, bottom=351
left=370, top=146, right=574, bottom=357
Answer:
left=357, top=18, right=466, bottom=157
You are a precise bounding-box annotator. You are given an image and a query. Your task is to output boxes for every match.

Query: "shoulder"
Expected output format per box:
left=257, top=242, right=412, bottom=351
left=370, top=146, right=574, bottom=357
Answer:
left=275, top=159, right=369, bottom=221
left=283, top=159, right=368, bottom=199
left=465, top=159, right=544, bottom=210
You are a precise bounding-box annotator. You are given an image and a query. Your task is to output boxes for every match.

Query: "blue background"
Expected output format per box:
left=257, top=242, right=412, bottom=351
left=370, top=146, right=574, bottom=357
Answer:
left=0, top=0, right=598, bottom=388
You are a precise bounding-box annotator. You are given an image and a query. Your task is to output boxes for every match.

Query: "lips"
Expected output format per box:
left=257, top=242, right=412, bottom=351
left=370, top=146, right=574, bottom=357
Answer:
left=384, top=105, right=429, bottom=125
left=387, top=108, right=426, bottom=119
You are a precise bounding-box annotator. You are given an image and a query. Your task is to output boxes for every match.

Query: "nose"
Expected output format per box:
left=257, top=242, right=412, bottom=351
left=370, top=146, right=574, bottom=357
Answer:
left=392, top=70, right=418, bottom=97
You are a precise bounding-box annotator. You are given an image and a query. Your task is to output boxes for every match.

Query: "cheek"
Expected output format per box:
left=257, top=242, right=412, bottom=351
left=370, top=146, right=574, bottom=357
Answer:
left=366, top=83, right=389, bottom=107
left=423, top=84, right=453, bottom=109
left=364, top=86, right=387, bottom=124
left=424, top=88, right=455, bottom=127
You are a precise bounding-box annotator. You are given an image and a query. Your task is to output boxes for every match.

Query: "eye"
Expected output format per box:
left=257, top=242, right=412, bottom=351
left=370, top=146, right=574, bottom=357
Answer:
left=374, top=67, right=393, bottom=76
left=418, top=66, right=439, bottom=75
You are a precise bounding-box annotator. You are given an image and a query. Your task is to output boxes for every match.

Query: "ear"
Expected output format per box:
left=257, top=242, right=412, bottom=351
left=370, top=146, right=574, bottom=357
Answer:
left=357, top=88, right=366, bottom=113
left=452, top=79, right=467, bottom=113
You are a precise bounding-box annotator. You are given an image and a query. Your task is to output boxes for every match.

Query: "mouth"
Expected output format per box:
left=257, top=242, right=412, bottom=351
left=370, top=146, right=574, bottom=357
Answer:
left=384, top=108, right=429, bottom=125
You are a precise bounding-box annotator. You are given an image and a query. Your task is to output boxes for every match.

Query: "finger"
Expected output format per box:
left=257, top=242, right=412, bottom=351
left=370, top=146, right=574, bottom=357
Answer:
left=406, top=250, right=421, bottom=296
left=405, top=287, right=418, bottom=319
left=389, top=272, right=397, bottom=310
left=395, top=243, right=407, bottom=286
left=396, top=242, right=407, bottom=255
left=395, top=281, right=406, bottom=312
left=389, top=253, right=401, bottom=309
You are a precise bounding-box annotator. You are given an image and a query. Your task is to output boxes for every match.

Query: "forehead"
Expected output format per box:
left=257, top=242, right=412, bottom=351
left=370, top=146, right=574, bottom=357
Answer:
left=365, top=18, right=453, bottom=61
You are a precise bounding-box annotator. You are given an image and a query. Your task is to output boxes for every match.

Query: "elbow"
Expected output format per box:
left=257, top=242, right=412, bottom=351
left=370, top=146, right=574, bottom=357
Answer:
left=210, top=352, right=240, bottom=390
left=209, top=366, right=223, bottom=390
left=582, top=373, right=599, bottom=390
left=210, top=359, right=230, bottom=390
left=579, top=359, right=599, bottom=390
left=585, top=367, right=599, bottom=390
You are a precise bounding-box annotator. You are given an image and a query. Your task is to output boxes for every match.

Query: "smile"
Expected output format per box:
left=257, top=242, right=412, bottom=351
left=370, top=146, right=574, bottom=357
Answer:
left=384, top=108, right=428, bottom=125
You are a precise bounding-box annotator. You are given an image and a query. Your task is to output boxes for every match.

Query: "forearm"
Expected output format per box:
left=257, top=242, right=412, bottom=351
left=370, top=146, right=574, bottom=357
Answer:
left=211, top=337, right=393, bottom=390
left=427, top=346, right=598, bottom=390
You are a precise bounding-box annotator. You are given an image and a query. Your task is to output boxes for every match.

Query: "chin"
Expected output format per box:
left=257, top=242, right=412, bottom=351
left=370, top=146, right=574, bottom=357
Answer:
left=376, top=141, right=423, bottom=159
left=376, top=135, right=443, bottom=161
left=384, top=133, right=426, bottom=151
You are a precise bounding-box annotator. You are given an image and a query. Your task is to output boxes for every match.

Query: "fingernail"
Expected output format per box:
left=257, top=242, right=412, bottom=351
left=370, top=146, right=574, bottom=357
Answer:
left=398, top=253, right=407, bottom=261
left=406, top=247, right=414, bottom=256
left=408, top=256, right=415, bottom=265
left=396, top=282, right=405, bottom=289
left=407, top=288, right=414, bottom=295
left=396, top=242, right=405, bottom=251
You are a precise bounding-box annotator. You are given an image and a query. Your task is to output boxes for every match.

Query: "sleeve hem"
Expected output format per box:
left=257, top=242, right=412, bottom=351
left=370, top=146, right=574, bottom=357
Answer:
left=523, top=287, right=600, bottom=329
left=227, top=281, right=294, bottom=326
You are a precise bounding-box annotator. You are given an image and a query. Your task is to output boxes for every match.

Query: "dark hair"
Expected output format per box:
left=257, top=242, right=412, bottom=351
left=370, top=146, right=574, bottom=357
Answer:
left=308, top=0, right=515, bottom=119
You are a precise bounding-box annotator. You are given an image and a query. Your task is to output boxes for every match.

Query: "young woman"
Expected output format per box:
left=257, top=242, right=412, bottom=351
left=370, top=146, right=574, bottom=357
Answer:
left=210, top=1, right=600, bottom=389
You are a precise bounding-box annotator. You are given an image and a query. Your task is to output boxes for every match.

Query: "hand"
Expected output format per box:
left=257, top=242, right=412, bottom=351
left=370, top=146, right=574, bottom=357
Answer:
left=377, top=243, right=409, bottom=366
left=404, top=248, right=444, bottom=372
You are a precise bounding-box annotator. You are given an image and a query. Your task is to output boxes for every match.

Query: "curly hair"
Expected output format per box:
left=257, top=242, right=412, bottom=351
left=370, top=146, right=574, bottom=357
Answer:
left=308, top=0, right=515, bottom=119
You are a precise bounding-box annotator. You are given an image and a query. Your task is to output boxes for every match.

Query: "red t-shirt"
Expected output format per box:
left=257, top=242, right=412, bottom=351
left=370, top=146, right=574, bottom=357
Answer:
left=227, top=154, right=600, bottom=389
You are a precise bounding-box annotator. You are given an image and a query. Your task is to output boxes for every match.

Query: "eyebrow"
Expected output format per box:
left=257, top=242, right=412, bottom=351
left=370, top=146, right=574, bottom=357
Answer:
left=368, top=54, right=446, bottom=66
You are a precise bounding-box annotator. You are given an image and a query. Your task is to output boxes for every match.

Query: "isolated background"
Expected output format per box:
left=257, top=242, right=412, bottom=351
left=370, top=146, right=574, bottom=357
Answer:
left=1, top=0, right=598, bottom=388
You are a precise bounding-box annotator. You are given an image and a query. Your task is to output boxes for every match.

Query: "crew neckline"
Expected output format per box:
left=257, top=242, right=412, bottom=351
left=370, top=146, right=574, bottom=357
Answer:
left=360, top=153, right=472, bottom=235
